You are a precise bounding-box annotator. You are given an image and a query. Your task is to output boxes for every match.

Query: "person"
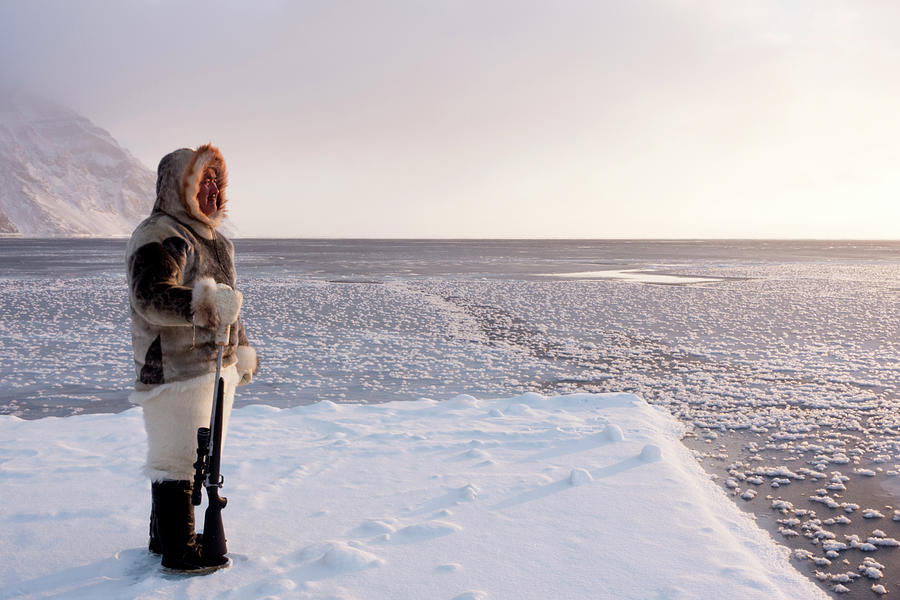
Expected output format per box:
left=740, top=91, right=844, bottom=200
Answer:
left=125, top=144, right=258, bottom=573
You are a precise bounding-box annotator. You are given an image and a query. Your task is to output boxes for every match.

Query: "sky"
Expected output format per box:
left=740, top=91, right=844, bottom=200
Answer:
left=2, top=0, right=899, bottom=238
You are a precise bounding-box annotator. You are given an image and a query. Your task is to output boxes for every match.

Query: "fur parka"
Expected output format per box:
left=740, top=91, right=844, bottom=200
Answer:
left=126, top=144, right=257, bottom=390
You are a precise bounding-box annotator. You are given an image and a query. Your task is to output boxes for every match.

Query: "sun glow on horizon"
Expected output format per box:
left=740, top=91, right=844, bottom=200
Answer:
left=2, top=1, right=898, bottom=239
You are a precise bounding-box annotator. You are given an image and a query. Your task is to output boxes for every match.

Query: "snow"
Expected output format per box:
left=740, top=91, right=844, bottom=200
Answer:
left=0, top=94, right=236, bottom=238
left=5, top=239, right=900, bottom=597
left=0, top=94, right=156, bottom=237
left=0, top=392, right=826, bottom=600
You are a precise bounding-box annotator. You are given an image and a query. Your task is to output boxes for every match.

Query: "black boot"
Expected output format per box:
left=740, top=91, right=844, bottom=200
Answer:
left=149, top=502, right=201, bottom=555
left=151, top=480, right=229, bottom=574
left=148, top=503, right=161, bottom=554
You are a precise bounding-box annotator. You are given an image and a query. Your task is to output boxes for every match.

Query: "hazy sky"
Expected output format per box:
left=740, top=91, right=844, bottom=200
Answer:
left=2, top=0, right=899, bottom=238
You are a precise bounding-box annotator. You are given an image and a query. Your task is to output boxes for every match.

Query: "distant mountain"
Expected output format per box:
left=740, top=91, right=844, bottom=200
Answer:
left=0, top=94, right=156, bottom=237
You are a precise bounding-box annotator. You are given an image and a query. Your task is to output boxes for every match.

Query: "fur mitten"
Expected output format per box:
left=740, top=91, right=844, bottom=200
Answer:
left=236, top=345, right=258, bottom=386
left=191, top=278, right=219, bottom=329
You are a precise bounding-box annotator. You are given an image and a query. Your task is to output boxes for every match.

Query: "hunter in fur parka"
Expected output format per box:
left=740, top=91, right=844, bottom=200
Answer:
left=128, top=144, right=255, bottom=572
left=126, top=144, right=257, bottom=390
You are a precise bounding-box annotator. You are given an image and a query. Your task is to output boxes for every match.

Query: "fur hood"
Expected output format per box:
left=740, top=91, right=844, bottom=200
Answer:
left=153, top=144, right=228, bottom=236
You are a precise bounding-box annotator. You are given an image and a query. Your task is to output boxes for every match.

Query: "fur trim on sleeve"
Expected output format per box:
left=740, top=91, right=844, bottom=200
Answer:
left=235, top=345, right=258, bottom=375
left=191, top=277, right=219, bottom=329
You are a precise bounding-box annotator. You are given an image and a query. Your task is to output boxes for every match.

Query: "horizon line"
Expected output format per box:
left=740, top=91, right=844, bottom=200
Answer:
left=3, top=235, right=900, bottom=243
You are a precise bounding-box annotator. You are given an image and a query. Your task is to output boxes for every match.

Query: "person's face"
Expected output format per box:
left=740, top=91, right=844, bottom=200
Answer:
left=197, top=167, right=219, bottom=217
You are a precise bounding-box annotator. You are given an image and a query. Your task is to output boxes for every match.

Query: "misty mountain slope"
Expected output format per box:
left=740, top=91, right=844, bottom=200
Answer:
left=0, top=95, right=155, bottom=237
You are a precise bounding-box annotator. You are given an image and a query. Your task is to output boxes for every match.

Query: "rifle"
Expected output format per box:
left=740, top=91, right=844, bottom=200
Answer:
left=192, top=284, right=242, bottom=560
left=192, top=375, right=227, bottom=558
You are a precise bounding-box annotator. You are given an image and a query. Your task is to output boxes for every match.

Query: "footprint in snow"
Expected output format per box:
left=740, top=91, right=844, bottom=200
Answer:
left=253, top=577, right=298, bottom=595
left=350, top=517, right=399, bottom=537
left=569, top=468, right=593, bottom=486
left=449, top=448, right=491, bottom=462
left=268, top=465, right=310, bottom=488
left=452, top=591, right=488, bottom=600
left=280, top=541, right=384, bottom=574
left=458, top=483, right=479, bottom=501
left=443, top=394, right=479, bottom=408
left=315, top=543, right=383, bottom=571
left=409, top=483, right=480, bottom=515
left=435, top=563, right=462, bottom=573
left=388, top=521, right=462, bottom=544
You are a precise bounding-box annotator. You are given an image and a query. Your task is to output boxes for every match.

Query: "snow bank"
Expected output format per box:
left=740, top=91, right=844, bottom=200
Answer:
left=0, top=393, right=825, bottom=599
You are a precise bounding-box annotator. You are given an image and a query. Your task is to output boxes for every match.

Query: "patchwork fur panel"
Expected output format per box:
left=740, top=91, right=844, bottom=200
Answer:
left=127, top=214, right=239, bottom=387
left=140, top=335, right=164, bottom=385
left=128, top=241, right=194, bottom=327
left=190, top=277, right=219, bottom=330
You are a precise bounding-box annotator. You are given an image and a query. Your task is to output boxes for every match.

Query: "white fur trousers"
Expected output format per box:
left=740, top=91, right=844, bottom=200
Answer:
left=131, top=365, right=239, bottom=482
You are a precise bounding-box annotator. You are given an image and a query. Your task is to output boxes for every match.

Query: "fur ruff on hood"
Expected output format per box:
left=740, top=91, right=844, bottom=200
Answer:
left=153, top=144, right=228, bottom=236
left=180, top=144, right=228, bottom=228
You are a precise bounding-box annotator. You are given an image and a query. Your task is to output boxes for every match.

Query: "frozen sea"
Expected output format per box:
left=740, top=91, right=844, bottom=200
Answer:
left=2, top=238, right=900, bottom=598
left=2, top=238, right=898, bottom=421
